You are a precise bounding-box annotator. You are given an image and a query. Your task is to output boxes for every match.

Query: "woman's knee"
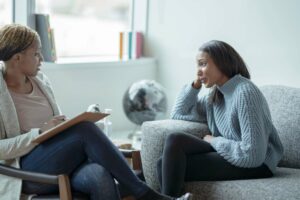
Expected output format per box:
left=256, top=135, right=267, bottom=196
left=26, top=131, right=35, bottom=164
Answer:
left=91, top=164, right=113, bottom=182
left=72, top=163, right=114, bottom=190
left=72, top=121, right=104, bottom=137
left=165, top=132, right=186, bottom=149
left=73, top=121, right=98, bottom=132
left=157, top=157, right=162, bottom=170
left=71, top=163, right=120, bottom=199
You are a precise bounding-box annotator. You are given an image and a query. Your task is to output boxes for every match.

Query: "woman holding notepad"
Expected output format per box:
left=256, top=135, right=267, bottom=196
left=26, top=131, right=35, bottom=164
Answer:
left=0, top=24, right=191, bottom=200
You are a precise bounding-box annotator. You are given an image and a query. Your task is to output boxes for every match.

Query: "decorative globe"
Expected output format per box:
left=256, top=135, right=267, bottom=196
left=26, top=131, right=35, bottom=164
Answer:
left=123, top=80, right=167, bottom=125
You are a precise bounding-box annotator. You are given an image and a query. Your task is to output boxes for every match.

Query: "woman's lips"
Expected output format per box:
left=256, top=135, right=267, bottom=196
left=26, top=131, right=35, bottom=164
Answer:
left=200, top=78, right=206, bottom=83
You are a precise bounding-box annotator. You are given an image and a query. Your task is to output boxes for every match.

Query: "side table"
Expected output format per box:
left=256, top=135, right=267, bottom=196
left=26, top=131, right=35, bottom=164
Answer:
left=110, top=130, right=142, bottom=150
left=106, top=130, right=145, bottom=200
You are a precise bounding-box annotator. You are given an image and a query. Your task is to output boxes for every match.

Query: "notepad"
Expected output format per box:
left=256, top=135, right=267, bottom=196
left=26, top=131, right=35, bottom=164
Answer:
left=32, top=112, right=109, bottom=144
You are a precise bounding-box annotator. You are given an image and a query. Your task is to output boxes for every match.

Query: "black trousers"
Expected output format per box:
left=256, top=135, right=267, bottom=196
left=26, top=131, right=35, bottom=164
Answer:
left=157, top=132, right=273, bottom=197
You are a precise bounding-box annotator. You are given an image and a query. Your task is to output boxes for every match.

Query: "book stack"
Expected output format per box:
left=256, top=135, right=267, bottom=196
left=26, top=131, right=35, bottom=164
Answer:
left=119, top=31, right=143, bottom=60
left=35, top=14, right=57, bottom=62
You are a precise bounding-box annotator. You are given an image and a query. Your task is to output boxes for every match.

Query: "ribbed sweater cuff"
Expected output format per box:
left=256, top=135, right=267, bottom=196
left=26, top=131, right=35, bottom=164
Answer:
left=210, top=136, right=225, bottom=151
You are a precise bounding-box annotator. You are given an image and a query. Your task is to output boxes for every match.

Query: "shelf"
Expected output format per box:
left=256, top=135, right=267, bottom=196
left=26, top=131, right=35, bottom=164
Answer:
left=42, top=57, right=156, bottom=69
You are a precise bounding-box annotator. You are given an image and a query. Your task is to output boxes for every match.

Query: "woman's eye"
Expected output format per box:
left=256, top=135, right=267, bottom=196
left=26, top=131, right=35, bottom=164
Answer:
left=198, top=62, right=207, bottom=67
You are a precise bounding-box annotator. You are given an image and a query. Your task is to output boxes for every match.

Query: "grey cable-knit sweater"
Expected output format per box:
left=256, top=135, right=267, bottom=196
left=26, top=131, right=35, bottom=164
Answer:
left=171, top=74, right=283, bottom=173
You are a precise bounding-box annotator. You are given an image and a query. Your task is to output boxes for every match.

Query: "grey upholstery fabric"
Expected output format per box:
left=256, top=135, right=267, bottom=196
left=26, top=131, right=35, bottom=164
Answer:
left=260, top=86, right=300, bottom=168
left=141, top=85, right=300, bottom=200
left=185, top=167, right=300, bottom=200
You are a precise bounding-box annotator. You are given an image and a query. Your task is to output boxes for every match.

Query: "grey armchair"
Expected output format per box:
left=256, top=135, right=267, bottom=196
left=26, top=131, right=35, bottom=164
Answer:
left=0, top=149, right=143, bottom=200
left=141, top=85, right=300, bottom=200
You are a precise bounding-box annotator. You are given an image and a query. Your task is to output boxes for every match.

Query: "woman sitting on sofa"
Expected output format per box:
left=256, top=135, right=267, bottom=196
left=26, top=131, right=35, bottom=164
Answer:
left=157, top=40, right=284, bottom=197
left=0, top=24, right=191, bottom=200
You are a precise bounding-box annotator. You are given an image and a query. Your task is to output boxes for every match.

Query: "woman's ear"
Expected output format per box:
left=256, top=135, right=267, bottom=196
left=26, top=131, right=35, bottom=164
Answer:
left=11, top=53, right=22, bottom=63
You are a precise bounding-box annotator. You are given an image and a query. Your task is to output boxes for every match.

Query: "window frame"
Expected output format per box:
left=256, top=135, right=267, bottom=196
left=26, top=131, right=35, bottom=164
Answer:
left=12, top=0, right=149, bottom=61
left=13, top=0, right=36, bottom=29
left=0, top=0, right=13, bottom=25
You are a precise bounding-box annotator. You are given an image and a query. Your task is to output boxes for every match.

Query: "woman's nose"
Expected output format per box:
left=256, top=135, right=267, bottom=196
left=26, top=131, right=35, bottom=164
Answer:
left=197, top=67, right=203, bottom=73
left=39, top=53, right=44, bottom=62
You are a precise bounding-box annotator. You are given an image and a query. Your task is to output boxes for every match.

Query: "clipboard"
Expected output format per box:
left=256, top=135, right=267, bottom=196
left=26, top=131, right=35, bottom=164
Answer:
left=32, top=112, right=109, bottom=144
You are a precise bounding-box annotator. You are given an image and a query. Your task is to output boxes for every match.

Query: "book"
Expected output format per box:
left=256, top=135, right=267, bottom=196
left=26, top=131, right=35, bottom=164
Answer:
left=119, top=31, right=143, bottom=60
left=35, top=14, right=57, bottom=62
left=128, top=31, right=132, bottom=59
left=32, top=112, right=109, bottom=144
left=119, top=32, right=123, bottom=60
left=49, top=28, right=57, bottom=61
left=135, top=32, right=143, bottom=59
left=122, top=32, right=129, bottom=60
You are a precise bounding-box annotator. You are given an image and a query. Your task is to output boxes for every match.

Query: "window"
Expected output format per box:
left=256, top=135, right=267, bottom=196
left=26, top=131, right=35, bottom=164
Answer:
left=35, top=0, right=131, bottom=59
left=0, top=0, right=12, bottom=26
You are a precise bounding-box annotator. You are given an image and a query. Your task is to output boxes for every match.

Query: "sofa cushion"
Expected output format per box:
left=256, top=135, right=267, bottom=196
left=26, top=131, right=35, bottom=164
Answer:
left=184, top=167, right=300, bottom=200
left=260, top=85, right=300, bottom=168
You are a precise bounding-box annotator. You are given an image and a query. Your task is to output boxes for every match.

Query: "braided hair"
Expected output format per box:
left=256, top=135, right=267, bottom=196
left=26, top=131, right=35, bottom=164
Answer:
left=0, top=24, right=39, bottom=61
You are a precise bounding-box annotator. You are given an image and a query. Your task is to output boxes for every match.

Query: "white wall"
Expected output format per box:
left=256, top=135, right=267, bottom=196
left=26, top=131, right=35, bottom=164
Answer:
left=144, top=0, right=300, bottom=113
left=42, top=58, right=157, bottom=132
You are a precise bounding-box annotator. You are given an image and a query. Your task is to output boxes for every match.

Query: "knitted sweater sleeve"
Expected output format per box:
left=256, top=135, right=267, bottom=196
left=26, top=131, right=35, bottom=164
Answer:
left=210, top=87, right=269, bottom=168
left=0, top=129, right=40, bottom=160
left=170, top=84, right=207, bottom=123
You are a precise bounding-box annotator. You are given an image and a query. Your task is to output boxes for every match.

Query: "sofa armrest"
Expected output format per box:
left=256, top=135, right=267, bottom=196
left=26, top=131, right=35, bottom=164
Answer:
left=141, top=119, right=210, bottom=190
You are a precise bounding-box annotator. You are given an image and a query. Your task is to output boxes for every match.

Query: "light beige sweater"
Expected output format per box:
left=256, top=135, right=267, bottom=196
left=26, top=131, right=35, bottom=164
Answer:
left=0, top=66, right=61, bottom=200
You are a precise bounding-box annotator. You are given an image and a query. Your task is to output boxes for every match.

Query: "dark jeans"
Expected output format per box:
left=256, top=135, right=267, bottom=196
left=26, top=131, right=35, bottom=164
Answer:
left=157, top=132, right=273, bottom=197
left=21, top=121, right=148, bottom=200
